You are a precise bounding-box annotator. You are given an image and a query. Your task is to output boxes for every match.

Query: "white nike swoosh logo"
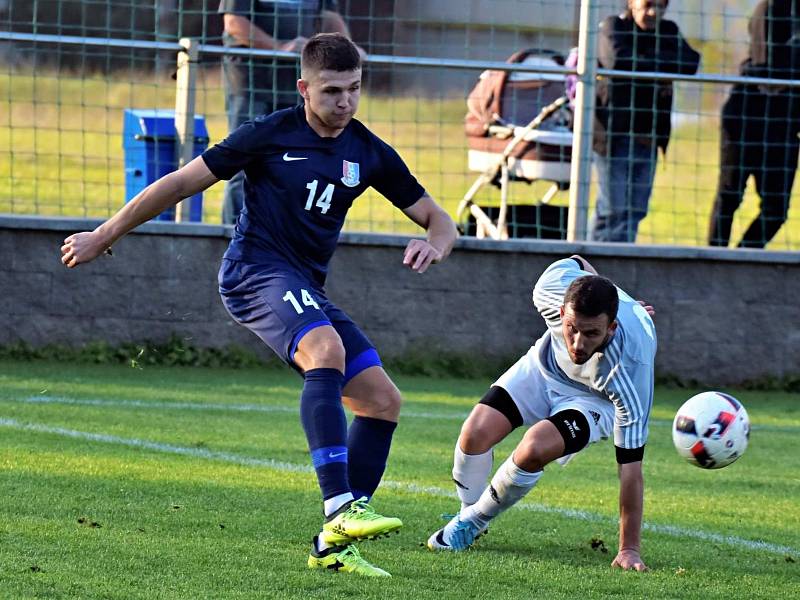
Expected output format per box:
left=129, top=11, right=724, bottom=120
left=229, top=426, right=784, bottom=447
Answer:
left=328, top=451, right=347, bottom=458
left=283, top=153, right=308, bottom=162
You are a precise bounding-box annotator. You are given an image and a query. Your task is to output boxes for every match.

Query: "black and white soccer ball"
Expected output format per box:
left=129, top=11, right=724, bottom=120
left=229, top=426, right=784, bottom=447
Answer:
left=672, top=391, right=750, bottom=469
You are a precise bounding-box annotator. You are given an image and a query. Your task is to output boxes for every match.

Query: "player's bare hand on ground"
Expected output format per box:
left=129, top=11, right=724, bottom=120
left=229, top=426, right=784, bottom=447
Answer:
left=61, top=232, right=110, bottom=268
left=611, top=549, right=648, bottom=571
left=403, top=239, right=442, bottom=273
left=637, top=300, right=655, bottom=317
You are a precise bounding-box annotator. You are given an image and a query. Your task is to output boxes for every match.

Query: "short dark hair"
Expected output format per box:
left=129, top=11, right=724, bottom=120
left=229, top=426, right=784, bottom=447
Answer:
left=301, top=33, right=361, bottom=75
left=563, top=275, right=619, bottom=323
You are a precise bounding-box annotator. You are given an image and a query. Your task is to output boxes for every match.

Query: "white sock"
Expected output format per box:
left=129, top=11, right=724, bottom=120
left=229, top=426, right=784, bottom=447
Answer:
left=460, top=455, right=543, bottom=531
left=318, top=492, right=356, bottom=551
left=315, top=534, right=333, bottom=552
left=324, top=492, right=354, bottom=517
left=452, top=444, right=494, bottom=510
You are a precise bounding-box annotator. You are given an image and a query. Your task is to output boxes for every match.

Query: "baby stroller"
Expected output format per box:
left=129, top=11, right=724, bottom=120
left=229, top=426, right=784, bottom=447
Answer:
left=456, top=49, right=573, bottom=240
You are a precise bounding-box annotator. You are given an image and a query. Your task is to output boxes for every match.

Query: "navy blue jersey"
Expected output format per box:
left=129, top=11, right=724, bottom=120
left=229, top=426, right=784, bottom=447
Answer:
left=202, top=105, right=426, bottom=285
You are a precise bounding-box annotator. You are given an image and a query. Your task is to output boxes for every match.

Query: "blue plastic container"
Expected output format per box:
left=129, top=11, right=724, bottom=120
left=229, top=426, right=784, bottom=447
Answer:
left=123, top=109, right=209, bottom=222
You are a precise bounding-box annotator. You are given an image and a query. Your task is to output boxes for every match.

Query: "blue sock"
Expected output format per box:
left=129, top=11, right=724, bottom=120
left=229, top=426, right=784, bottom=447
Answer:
left=347, top=416, right=397, bottom=500
left=300, top=368, right=350, bottom=501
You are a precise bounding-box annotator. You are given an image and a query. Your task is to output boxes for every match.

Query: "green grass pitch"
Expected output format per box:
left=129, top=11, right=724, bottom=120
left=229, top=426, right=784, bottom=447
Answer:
left=0, top=360, right=797, bottom=599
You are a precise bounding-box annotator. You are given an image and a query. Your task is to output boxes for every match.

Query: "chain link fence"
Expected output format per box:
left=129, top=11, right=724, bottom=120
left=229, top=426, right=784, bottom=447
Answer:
left=1, top=0, right=799, bottom=250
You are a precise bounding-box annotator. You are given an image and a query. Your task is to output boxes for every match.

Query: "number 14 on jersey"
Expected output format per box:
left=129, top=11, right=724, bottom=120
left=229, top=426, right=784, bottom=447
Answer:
left=305, top=180, right=334, bottom=214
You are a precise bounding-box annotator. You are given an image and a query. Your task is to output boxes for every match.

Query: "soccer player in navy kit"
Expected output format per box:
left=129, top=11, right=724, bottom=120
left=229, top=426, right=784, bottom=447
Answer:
left=61, top=33, right=458, bottom=577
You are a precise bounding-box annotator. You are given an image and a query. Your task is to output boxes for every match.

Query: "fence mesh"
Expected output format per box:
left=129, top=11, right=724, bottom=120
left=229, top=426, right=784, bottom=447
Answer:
left=1, top=0, right=799, bottom=250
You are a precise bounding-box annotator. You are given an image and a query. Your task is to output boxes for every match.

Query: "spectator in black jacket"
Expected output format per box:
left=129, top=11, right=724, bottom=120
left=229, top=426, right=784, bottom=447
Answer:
left=590, top=0, right=700, bottom=243
left=708, top=0, right=800, bottom=248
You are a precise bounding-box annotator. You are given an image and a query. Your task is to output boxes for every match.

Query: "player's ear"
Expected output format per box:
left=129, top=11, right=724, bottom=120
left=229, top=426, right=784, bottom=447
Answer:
left=297, top=78, right=309, bottom=100
left=608, top=318, right=618, bottom=335
left=559, top=305, right=565, bottom=318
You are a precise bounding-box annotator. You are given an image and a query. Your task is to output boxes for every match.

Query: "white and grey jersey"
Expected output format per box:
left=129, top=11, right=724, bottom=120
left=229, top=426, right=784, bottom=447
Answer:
left=531, top=258, right=657, bottom=450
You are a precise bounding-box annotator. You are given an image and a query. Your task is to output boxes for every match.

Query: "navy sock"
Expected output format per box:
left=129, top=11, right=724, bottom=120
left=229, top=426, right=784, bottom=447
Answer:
left=300, top=368, right=350, bottom=501
left=347, top=416, right=397, bottom=500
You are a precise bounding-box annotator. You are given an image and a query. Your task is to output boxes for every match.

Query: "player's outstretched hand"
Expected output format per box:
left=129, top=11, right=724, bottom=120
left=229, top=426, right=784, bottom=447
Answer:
left=402, top=239, right=442, bottom=274
left=637, top=300, right=655, bottom=318
left=61, top=231, right=110, bottom=268
left=611, top=549, right=648, bottom=572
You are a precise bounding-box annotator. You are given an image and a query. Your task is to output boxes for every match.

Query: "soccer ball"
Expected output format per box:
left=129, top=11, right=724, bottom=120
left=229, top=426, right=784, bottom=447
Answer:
left=672, top=391, right=750, bottom=469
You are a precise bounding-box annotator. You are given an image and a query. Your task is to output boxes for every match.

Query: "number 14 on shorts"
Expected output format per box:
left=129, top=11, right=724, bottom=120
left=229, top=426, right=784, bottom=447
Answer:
left=283, top=289, right=320, bottom=314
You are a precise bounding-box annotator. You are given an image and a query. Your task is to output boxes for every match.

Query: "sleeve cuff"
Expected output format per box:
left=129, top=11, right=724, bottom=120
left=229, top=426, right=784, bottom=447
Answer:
left=615, top=445, right=645, bottom=464
left=570, top=256, right=586, bottom=271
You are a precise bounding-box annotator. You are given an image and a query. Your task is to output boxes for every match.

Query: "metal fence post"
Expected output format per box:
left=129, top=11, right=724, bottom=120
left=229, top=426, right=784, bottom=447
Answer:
left=567, top=0, right=599, bottom=242
left=174, top=37, right=198, bottom=223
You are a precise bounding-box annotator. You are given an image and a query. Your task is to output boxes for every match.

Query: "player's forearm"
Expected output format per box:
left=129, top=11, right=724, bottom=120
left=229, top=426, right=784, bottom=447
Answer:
left=95, top=157, right=217, bottom=247
left=94, top=172, right=186, bottom=247
left=618, top=461, right=644, bottom=552
left=426, top=210, right=458, bottom=260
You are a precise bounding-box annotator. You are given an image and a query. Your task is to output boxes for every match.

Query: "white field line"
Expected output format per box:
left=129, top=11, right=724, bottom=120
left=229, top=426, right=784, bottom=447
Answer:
left=0, top=416, right=311, bottom=473
left=0, top=415, right=796, bottom=558
left=19, top=396, right=299, bottom=416
left=11, top=395, right=800, bottom=433
left=14, top=395, right=465, bottom=420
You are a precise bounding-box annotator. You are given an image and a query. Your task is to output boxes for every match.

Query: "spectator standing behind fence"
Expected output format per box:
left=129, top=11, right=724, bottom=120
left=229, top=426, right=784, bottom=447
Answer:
left=590, top=0, right=700, bottom=243
left=219, top=0, right=355, bottom=224
left=708, top=0, right=800, bottom=249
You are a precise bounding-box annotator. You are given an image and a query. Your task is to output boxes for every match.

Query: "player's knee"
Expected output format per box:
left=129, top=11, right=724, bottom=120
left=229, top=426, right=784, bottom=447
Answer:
left=315, top=340, right=346, bottom=367
left=297, top=329, right=346, bottom=371
left=387, top=384, right=402, bottom=408
left=513, top=437, right=554, bottom=472
left=459, top=418, right=499, bottom=454
left=347, top=378, right=402, bottom=421
left=514, top=411, right=591, bottom=471
left=460, top=386, right=521, bottom=454
left=547, top=409, right=591, bottom=456
left=459, top=392, right=520, bottom=454
left=371, top=384, right=402, bottom=420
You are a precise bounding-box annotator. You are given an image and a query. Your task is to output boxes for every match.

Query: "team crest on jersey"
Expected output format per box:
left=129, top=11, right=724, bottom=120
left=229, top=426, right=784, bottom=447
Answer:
left=340, top=160, right=360, bottom=187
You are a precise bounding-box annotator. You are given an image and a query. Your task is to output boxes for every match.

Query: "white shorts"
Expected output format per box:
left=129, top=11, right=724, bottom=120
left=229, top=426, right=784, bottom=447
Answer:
left=493, top=347, right=614, bottom=463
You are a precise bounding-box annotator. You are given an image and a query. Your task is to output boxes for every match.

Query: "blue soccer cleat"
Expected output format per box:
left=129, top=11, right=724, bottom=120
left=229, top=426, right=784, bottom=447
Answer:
left=426, top=513, right=483, bottom=551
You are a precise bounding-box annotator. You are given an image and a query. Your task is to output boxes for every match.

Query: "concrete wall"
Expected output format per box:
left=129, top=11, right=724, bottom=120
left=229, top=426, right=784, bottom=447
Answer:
left=3, top=215, right=799, bottom=385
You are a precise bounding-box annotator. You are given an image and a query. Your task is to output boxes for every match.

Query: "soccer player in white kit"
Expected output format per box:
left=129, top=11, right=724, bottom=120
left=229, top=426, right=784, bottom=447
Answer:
left=427, top=255, right=656, bottom=571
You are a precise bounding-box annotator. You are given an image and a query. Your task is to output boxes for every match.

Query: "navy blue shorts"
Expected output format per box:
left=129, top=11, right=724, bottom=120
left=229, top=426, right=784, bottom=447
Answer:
left=218, top=258, right=381, bottom=384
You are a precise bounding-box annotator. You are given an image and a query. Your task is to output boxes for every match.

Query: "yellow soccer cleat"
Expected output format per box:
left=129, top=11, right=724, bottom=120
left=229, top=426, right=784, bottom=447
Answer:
left=320, top=497, right=402, bottom=545
left=307, top=539, right=391, bottom=577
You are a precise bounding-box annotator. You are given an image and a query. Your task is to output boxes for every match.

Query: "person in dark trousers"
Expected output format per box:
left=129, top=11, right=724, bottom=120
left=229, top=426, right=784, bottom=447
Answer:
left=708, top=0, right=800, bottom=248
left=219, top=0, right=356, bottom=224
left=591, top=0, right=700, bottom=243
